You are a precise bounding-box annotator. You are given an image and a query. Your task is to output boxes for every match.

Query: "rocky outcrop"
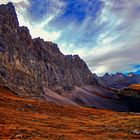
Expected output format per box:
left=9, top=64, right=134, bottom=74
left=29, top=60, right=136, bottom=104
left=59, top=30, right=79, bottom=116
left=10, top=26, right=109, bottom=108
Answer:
left=0, top=2, right=93, bottom=98
left=118, top=85, right=140, bottom=112
left=96, top=72, right=140, bottom=89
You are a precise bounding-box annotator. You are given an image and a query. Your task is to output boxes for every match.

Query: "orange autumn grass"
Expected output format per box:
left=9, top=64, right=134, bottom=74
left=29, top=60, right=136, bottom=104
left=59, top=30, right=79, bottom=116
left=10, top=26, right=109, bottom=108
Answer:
left=129, top=84, right=140, bottom=91
left=0, top=86, right=140, bottom=140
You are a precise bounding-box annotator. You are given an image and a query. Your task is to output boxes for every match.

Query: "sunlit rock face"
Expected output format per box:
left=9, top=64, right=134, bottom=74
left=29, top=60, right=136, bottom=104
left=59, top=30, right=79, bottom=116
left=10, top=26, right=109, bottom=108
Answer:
left=0, top=2, right=94, bottom=97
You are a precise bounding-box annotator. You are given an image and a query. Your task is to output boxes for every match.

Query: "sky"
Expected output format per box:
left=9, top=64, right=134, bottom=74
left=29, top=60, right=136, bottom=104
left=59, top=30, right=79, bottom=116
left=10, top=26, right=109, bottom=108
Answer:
left=1, top=0, right=140, bottom=76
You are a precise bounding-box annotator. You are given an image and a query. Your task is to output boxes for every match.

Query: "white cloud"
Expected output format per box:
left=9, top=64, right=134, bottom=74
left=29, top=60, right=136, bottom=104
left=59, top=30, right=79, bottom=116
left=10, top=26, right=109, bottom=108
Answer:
left=93, top=65, right=108, bottom=75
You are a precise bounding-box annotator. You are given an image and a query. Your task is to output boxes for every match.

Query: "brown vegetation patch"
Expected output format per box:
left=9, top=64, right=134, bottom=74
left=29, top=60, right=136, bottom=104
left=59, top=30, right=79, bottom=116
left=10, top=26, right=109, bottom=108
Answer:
left=0, top=86, right=140, bottom=140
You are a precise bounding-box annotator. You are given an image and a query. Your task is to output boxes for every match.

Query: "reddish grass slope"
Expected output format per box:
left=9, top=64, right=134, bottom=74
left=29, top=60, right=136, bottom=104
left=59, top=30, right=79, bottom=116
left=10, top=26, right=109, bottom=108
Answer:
left=129, top=84, right=140, bottom=91
left=0, top=86, right=140, bottom=140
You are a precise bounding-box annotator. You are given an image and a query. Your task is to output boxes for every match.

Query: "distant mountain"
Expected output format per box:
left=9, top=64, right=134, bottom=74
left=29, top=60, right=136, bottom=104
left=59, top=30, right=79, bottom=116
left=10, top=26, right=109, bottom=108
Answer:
left=96, top=72, right=140, bottom=89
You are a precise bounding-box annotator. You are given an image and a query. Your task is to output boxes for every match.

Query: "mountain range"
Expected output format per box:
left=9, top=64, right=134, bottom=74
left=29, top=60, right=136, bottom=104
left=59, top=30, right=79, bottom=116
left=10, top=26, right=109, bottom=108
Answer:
left=0, top=3, right=140, bottom=112
left=94, top=72, right=140, bottom=89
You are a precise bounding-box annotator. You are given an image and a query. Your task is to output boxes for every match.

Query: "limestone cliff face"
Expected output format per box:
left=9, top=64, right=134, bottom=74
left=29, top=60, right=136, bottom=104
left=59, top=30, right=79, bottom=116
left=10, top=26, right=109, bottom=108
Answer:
left=0, top=3, right=93, bottom=97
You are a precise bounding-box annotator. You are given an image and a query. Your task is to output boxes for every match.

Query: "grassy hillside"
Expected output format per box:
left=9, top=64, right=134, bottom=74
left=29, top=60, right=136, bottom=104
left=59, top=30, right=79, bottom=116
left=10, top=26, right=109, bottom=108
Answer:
left=0, top=86, right=140, bottom=140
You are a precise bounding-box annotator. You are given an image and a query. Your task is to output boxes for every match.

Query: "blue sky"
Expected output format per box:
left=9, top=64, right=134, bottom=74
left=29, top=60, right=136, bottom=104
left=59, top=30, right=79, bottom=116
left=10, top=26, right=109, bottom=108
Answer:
left=1, top=0, right=140, bottom=76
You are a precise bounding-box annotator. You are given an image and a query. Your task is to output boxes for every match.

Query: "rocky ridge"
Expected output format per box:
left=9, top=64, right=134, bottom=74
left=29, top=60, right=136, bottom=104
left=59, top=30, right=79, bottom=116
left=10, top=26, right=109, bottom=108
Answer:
left=96, top=72, right=140, bottom=89
left=0, top=2, right=94, bottom=98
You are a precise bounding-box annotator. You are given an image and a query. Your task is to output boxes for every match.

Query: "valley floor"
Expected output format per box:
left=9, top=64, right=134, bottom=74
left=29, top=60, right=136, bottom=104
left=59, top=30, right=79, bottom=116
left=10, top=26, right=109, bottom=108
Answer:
left=0, top=86, right=140, bottom=140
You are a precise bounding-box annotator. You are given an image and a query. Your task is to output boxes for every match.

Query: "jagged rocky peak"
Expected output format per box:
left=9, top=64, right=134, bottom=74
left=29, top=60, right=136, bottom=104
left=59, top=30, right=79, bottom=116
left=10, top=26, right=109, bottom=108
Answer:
left=96, top=72, right=140, bottom=89
left=0, top=2, right=19, bottom=29
left=104, top=72, right=110, bottom=77
left=91, top=73, right=99, bottom=85
left=33, top=37, right=61, bottom=54
left=92, top=73, right=98, bottom=78
left=103, top=72, right=125, bottom=78
left=115, top=72, right=126, bottom=77
left=0, top=2, right=95, bottom=98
